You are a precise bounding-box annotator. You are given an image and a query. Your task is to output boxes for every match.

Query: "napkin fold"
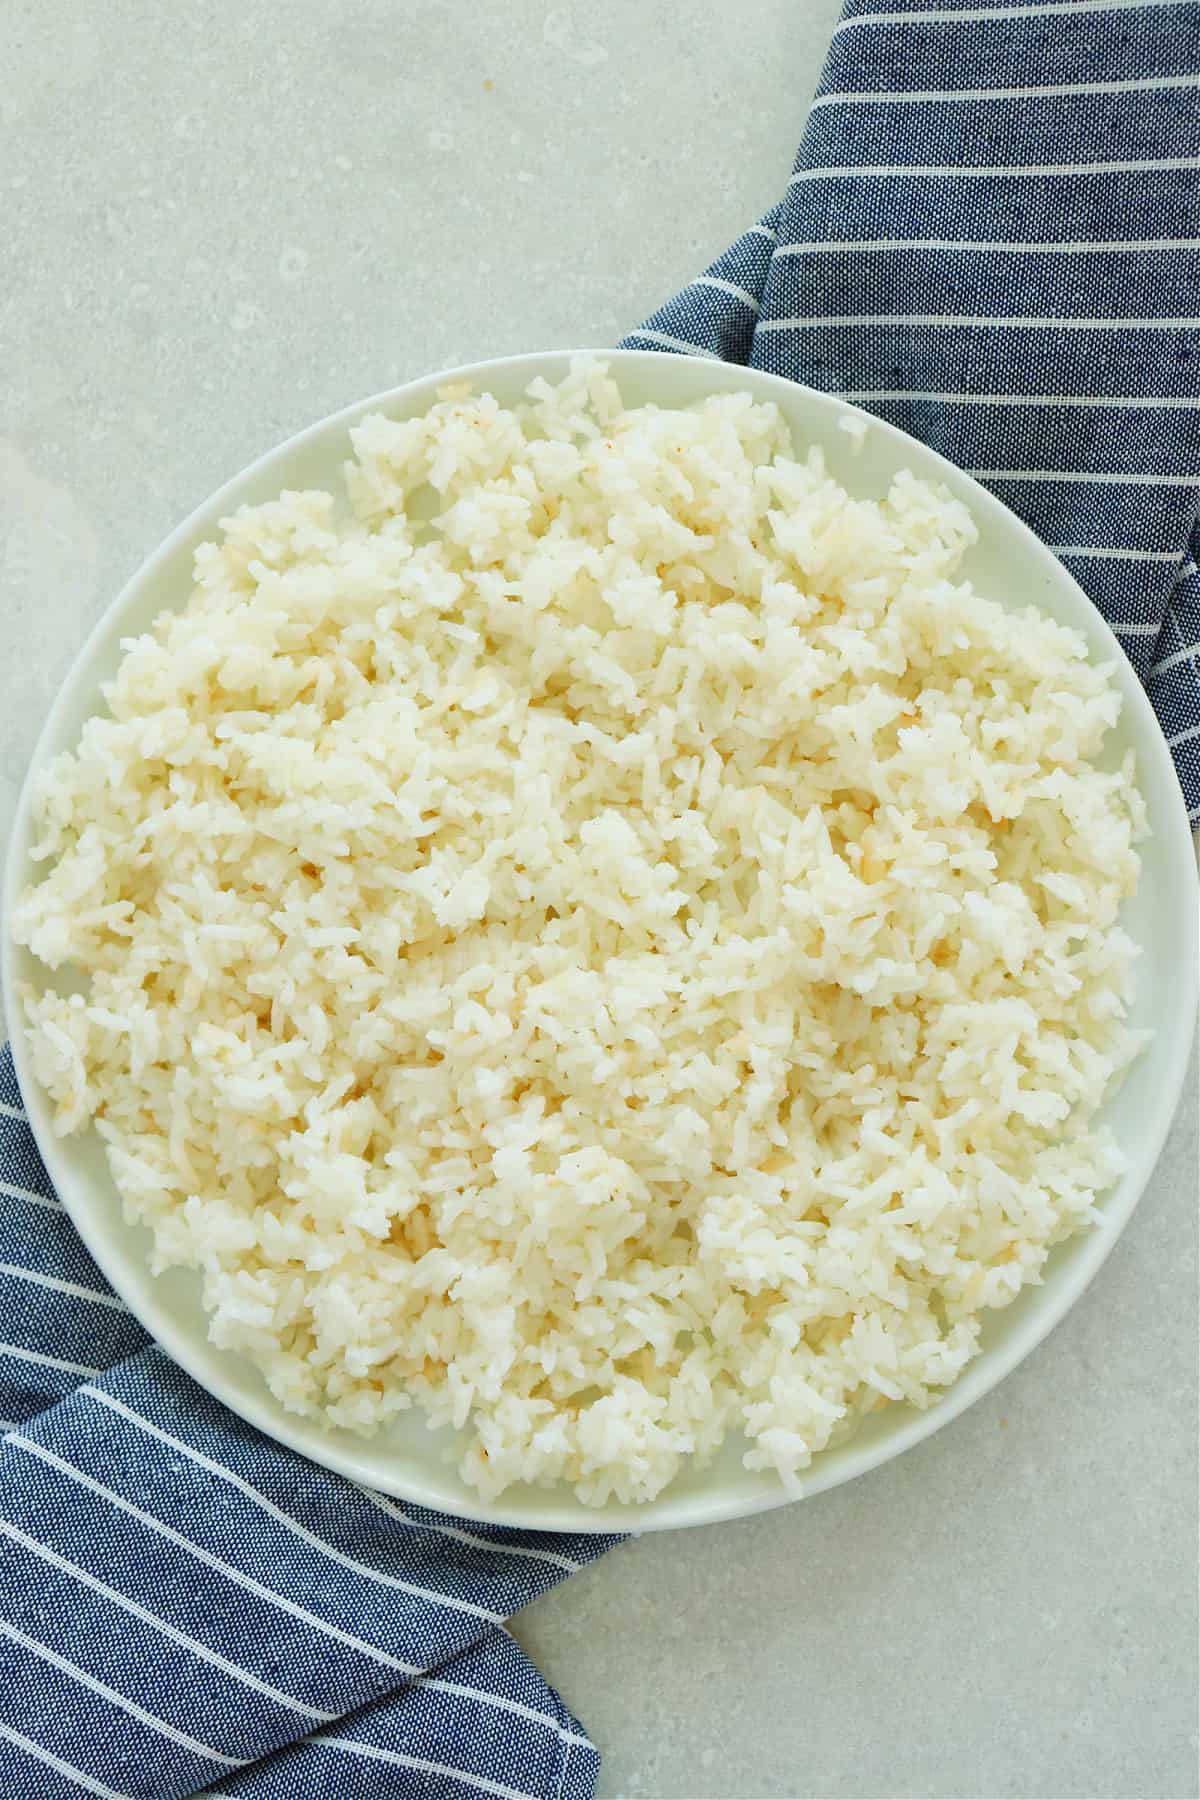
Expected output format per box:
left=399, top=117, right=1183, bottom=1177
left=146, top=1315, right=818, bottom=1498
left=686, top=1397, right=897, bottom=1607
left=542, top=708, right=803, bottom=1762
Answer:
left=3, top=3, right=1199, bottom=1796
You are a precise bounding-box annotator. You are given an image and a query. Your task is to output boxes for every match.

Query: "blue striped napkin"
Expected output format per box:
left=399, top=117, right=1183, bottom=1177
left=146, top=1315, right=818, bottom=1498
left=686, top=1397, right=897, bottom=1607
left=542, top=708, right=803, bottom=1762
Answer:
left=624, top=0, right=1200, bottom=818
left=0, top=1053, right=617, bottom=1800
left=3, top=4, right=1198, bottom=1796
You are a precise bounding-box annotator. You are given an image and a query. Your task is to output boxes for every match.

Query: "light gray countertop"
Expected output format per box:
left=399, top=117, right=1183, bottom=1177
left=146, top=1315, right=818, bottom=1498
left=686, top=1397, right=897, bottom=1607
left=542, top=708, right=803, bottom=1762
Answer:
left=3, top=4, right=1197, bottom=1796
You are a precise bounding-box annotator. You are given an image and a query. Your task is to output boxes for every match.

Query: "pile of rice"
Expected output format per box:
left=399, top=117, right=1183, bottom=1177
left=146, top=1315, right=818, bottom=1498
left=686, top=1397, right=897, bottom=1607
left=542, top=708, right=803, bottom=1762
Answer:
left=16, top=360, right=1145, bottom=1506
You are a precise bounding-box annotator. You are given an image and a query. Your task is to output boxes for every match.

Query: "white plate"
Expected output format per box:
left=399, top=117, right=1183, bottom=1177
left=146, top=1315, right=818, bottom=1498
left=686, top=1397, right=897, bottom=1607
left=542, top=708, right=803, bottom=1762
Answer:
left=5, top=349, right=1196, bottom=1533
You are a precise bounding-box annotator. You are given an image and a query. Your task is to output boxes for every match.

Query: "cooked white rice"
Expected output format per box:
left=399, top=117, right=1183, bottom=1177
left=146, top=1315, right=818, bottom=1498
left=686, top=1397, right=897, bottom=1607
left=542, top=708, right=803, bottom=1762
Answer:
left=16, top=359, right=1145, bottom=1506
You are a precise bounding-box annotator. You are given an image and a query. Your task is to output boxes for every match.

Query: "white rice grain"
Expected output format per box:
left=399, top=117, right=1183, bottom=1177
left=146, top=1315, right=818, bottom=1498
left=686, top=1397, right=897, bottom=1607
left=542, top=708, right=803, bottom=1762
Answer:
left=15, top=359, right=1144, bottom=1505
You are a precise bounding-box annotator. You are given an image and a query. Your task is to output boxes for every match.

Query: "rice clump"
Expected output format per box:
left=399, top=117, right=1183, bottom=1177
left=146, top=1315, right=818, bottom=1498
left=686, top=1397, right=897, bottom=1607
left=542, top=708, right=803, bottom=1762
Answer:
left=15, top=359, right=1145, bottom=1505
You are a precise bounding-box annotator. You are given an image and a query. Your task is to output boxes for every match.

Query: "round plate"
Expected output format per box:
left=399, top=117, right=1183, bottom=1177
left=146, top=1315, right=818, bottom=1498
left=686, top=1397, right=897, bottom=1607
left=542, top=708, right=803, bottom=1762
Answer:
left=5, top=349, right=1196, bottom=1532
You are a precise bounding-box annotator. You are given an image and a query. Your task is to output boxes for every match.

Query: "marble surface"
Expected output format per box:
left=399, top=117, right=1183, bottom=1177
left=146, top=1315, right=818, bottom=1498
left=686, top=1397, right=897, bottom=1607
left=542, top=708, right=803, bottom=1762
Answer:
left=3, top=3, right=1196, bottom=1795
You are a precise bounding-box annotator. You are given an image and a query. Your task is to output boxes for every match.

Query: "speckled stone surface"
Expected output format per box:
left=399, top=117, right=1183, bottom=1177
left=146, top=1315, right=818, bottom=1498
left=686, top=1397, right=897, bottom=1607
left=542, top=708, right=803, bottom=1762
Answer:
left=3, top=5, right=1197, bottom=1796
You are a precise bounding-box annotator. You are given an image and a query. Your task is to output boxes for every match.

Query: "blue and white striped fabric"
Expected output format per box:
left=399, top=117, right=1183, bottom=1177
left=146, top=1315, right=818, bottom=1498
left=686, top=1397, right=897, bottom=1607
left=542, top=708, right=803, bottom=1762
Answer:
left=624, top=0, right=1200, bottom=818
left=4, top=3, right=1200, bottom=1796
left=0, top=1042, right=619, bottom=1799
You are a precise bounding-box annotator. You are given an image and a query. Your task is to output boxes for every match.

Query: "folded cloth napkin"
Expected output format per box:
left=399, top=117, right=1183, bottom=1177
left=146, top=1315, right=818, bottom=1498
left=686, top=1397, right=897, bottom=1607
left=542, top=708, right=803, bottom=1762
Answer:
left=0, top=1060, right=618, bottom=1800
left=3, top=4, right=1199, bottom=1797
left=624, top=0, right=1200, bottom=818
